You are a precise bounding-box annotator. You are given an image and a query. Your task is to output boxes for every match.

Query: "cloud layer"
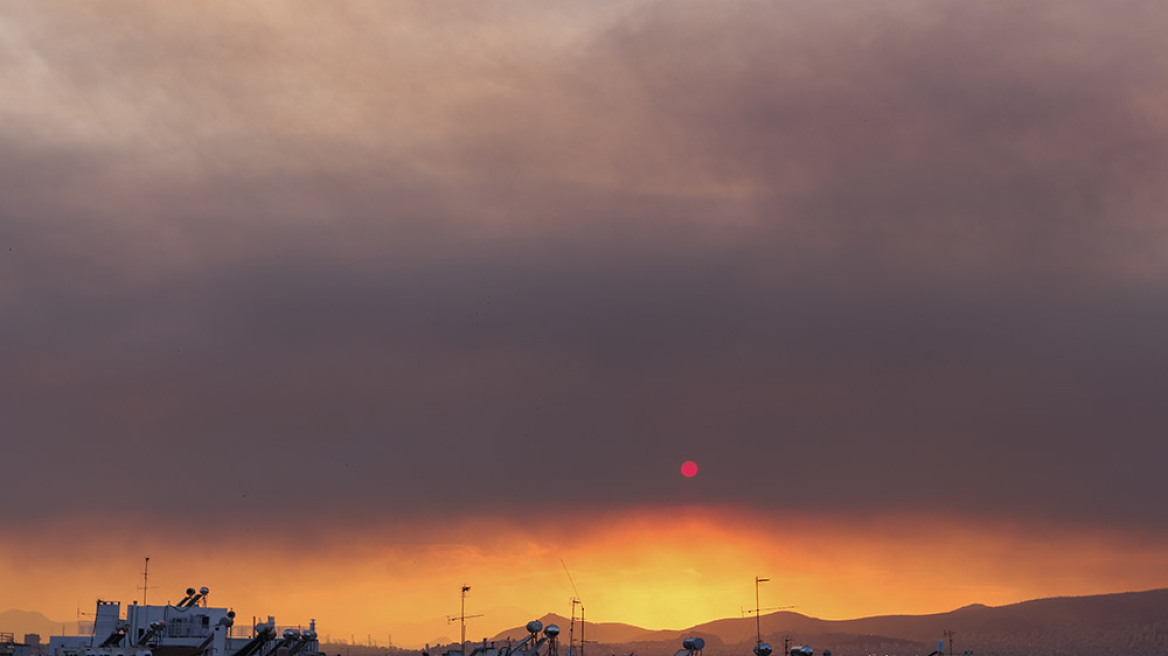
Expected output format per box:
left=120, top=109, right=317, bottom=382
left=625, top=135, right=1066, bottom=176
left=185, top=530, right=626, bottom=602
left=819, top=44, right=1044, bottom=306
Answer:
left=3, top=0, right=1168, bottom=537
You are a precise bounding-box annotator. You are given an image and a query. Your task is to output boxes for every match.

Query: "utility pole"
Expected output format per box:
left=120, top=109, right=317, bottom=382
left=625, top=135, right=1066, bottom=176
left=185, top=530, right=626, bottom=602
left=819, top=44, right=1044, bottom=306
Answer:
left=569, top=599, right=582, bottom=656
left=943, top=630, right=955, bottom=656
left=754, top=576, right=770, bottom=653
left=578, top=603, right=586, bottom=656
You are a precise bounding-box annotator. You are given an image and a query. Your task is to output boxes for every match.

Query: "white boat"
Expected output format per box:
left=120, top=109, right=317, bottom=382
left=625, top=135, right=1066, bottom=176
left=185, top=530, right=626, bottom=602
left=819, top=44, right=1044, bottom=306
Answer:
left=47, top=587, right=321, bottom=656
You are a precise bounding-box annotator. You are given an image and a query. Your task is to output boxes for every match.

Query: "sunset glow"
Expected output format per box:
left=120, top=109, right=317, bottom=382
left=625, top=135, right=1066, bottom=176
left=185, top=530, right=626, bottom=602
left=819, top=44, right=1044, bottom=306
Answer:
left=5, top=509, right=1168, bottom=647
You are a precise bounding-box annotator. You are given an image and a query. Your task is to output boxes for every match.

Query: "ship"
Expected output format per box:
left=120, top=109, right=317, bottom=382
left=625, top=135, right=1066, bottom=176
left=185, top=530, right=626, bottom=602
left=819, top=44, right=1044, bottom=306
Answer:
left=46, top=587, right=321, bottom=656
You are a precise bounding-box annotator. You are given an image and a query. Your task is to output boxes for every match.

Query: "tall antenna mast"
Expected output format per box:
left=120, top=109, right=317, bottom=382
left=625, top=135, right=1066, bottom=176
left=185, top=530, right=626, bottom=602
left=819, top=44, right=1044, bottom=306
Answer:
left=140, top=557, right=153, bottom=606
left=561, top=560, right=583, bottom=656
left=568, top=599, right=581, bottom=656
left=754, top=576, right=769, bottom=654
left=460, top=586, right=470, bottom=652
left=446, top=586, right=482, bottom=653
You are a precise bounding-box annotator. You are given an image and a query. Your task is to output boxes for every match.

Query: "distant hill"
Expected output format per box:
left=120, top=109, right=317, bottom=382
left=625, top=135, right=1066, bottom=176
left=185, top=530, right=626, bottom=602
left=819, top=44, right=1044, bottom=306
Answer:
left=487, top=589, right=1168, bottom=656
left=489, top=614, right=678, bottom=645
left=0, top=609, right=78, bottom=641
left=386, top=605, right=537, bottom=648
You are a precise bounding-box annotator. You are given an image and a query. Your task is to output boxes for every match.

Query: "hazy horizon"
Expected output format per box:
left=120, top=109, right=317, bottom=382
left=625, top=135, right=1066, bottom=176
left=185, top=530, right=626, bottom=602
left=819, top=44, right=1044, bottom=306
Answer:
left=4, top=509, right=1167, bottom=646
left=7, top=586, right=1168, bottom=650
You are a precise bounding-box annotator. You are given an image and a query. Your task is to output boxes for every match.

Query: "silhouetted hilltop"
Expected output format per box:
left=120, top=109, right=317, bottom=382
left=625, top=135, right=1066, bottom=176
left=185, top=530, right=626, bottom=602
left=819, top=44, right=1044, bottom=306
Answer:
left=0, top=609, right=80, bottom=640
left=799, top=588, right=1168, bottom=652
left=489, top=614, right=678, bottom=645
left=489, top=589, right=1168, bottom=656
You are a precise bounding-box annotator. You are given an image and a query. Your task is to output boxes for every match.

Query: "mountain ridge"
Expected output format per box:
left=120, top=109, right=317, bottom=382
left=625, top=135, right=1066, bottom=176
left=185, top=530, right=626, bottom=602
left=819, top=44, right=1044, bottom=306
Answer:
left=7, top=589, right=1168, bottom=655
left=0, top=609, right=81, bottom=640
left=486, top=588, right=1168, bottom=656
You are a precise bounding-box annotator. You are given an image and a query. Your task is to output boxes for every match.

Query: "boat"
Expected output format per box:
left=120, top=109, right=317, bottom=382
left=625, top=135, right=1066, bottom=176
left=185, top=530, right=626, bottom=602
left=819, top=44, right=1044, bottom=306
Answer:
left=46, top=587, right=321, bottom=656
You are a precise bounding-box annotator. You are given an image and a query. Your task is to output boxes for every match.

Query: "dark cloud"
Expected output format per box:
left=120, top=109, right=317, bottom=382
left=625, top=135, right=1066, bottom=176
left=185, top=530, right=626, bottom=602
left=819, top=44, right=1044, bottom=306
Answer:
left=3, top=1, right=1168, bottom=532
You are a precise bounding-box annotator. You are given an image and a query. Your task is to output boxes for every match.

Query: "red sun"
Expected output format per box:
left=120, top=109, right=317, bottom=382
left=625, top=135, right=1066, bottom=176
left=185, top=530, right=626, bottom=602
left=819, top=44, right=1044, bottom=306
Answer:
left=680, top=460, right=699, bottom=478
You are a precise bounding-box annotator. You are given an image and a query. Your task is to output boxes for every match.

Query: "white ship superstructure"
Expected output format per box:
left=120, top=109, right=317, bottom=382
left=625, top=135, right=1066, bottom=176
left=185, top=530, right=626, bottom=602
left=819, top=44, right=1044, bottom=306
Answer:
left=48, top=588, right=320, bottom=656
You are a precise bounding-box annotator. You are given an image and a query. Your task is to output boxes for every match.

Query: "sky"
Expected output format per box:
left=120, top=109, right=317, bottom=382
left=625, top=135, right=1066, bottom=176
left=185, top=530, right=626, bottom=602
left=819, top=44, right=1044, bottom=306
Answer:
left=3, top=0, right=1168, bottom=648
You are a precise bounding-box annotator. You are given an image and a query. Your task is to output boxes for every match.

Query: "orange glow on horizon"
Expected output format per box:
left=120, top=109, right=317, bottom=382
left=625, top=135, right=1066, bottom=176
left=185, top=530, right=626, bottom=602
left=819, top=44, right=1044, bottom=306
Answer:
left=3, top=507, right=1168, bottom=648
